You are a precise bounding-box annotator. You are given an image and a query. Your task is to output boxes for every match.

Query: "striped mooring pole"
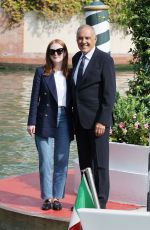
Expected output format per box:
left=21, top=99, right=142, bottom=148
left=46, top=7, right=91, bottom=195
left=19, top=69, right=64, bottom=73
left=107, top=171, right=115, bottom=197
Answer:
left=83, top=0, right=110, bottom=53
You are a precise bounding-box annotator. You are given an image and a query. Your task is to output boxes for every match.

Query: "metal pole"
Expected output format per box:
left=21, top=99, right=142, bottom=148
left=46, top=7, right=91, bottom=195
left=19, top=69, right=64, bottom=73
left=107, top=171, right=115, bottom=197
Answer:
left=84, top=167, right=100, bottom=208
left=83, top=0, right=110, bottom=53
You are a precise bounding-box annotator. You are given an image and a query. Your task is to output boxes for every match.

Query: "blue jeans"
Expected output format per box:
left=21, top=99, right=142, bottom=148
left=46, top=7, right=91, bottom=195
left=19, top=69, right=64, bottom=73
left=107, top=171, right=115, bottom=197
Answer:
left=35, top=107, right=70, bottom=200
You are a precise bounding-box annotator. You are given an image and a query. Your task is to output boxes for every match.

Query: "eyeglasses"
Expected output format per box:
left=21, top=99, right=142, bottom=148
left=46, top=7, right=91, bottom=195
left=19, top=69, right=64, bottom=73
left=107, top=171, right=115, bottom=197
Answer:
left=49, top=48, right=64, bottom=56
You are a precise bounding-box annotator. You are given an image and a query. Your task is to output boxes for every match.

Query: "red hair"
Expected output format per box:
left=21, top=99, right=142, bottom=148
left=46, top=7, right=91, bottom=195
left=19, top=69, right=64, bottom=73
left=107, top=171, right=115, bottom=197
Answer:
left=43, top=39, right=69, bottom=78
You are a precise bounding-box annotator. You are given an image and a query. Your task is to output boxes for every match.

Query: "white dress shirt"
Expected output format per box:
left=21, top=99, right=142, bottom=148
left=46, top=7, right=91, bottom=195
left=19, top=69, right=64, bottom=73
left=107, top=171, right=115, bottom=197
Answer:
left=54, top=71, right=67, bottom=107
left=73, top=47, right=96, bottom=84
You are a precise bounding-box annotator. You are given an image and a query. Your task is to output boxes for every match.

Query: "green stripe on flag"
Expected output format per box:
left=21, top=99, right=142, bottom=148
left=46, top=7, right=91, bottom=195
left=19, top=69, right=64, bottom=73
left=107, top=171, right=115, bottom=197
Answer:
left=75, top=174, right=95, bottom=210
left=68, top=173, right=96, bottom=230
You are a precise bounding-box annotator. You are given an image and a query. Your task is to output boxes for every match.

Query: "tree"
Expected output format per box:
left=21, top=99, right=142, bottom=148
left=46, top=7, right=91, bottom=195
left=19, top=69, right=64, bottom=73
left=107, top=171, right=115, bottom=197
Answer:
left=124, top=0, right=150, bottom=117
left=108, top=0, right=150, bottom=145
left=106, top=0, right=150, bottom=116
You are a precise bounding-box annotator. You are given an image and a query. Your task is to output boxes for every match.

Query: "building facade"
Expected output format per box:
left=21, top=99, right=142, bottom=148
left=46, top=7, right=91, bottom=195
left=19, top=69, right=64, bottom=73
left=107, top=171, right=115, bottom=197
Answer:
left=0, top=10, right=133, bottom=65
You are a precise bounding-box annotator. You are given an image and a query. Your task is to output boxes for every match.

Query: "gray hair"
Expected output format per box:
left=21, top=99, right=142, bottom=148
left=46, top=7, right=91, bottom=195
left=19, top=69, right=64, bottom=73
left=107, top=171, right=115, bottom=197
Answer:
left=76, top=25, right=96, bottom=38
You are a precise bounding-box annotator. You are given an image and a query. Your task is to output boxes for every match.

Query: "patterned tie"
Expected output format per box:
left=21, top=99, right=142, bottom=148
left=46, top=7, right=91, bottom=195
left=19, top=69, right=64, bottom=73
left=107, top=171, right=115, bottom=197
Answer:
left=76, top=55, right=86, bottom=84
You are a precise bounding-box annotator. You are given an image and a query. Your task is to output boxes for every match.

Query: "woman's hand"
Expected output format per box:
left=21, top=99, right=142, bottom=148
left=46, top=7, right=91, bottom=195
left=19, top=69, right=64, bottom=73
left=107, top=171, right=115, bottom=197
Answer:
left=27, top=125, right=35, bottom=136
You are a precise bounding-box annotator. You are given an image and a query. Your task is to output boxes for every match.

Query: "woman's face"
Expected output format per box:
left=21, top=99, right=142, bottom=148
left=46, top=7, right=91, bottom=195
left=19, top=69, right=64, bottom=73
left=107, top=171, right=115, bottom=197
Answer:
left=49, top=42, right=65, bottom=64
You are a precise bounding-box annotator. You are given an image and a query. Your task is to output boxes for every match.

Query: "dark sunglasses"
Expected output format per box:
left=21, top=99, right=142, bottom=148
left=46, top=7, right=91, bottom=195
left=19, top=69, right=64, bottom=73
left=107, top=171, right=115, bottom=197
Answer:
left=49, top=48, right=64, bottom=56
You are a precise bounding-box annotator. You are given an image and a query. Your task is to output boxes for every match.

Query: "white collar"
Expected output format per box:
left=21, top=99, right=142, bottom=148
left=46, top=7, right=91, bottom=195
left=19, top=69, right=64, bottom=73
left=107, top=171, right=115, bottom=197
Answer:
left=81, top=47, right=96, bottom=60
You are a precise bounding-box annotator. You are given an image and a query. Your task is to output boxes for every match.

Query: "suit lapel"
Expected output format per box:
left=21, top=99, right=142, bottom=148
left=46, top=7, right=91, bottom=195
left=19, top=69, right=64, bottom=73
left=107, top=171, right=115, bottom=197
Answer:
left=83, top=50, right=97, bottom=78
left=76, top=49, right=98, bottom=87
left=44, top=73, right=58, bottom=103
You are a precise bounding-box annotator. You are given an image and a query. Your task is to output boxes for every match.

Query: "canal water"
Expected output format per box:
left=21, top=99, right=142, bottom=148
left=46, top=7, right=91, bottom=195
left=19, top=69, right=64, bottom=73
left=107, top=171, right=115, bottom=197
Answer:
left=0, top=70, right=133, bottom=178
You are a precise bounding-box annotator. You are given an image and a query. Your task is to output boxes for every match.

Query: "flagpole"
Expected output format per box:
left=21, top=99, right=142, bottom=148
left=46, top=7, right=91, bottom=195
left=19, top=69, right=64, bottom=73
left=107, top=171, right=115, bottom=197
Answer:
left=84, top=167, right=100, bottom=208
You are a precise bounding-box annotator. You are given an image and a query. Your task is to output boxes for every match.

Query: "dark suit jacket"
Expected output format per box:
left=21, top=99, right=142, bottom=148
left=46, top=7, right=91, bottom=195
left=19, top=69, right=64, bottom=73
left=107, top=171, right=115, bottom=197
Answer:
left=28, top=66, right=74, bottom=140
left=71, top=48, right=116, bottom=129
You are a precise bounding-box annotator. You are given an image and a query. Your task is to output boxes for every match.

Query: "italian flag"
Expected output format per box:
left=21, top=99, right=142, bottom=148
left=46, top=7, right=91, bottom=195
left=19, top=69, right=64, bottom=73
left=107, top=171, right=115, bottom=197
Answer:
left=68, top=173, right=95, bottom=230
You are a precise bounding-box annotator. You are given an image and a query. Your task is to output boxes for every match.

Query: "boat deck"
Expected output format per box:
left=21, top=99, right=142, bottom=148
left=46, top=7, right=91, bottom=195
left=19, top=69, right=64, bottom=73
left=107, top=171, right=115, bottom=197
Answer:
left=0, top=169, right=142, bottom=230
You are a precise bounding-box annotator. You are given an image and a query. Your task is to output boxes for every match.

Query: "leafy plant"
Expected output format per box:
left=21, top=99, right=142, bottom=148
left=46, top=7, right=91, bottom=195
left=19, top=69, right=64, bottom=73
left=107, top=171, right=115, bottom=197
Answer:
left=110, top=93, right=150, bottom=146
left=104, top=0, right=150, bottom=117
left=107, top=0, right=150, bottom=146
left=1, top=0, right=86, bottom=27
left=125, top=0, right=150, bottom=118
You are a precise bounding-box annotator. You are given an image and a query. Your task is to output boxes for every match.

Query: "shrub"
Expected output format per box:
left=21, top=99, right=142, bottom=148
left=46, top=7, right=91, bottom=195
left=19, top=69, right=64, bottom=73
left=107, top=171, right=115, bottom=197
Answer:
left=110, top=93, right=150, bottom=146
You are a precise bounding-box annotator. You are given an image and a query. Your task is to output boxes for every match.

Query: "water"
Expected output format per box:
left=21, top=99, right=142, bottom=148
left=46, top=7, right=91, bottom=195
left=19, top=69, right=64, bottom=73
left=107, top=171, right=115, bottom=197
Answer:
left=0, top=70, right=133, bottom=178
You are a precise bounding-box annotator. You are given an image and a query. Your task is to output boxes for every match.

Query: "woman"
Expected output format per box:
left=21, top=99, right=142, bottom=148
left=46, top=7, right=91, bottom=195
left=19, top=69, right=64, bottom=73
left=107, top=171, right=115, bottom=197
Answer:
left=27, top=39, right=73, bottom=211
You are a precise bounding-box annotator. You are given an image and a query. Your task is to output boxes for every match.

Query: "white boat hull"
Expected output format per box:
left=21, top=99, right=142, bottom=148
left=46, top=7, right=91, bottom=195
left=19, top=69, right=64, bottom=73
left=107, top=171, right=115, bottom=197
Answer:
left=78, top=208, right=150, bottom=230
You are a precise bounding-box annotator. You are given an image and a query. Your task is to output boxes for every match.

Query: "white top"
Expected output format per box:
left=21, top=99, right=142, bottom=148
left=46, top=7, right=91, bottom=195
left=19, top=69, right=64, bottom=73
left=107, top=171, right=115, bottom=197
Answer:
left=73, top=47, right=96, bottom=84
left=54, top=71, right=67, bottom=107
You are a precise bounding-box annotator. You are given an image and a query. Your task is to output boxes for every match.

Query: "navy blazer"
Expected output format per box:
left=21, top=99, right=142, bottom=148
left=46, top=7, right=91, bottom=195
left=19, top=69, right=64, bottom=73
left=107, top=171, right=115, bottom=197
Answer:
left=71, top=48, right=116, bottom=129
left=28, top=66, right=74, bottom=140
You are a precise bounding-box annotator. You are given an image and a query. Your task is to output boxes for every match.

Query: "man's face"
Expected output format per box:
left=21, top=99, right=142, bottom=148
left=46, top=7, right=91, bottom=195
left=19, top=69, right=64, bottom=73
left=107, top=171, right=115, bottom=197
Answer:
left=77, top=27, right=96, bottom=54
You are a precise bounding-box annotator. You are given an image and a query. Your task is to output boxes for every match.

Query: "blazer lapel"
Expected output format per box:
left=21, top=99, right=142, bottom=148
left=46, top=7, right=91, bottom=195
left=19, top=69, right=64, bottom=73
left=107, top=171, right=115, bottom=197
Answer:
left=44, top=73, right=58, bottom=103
left=71, top=67, right=76, bottom=89
left=72, top=53, right=82, bottom=87
left=66, top=79, right=71, bottom=106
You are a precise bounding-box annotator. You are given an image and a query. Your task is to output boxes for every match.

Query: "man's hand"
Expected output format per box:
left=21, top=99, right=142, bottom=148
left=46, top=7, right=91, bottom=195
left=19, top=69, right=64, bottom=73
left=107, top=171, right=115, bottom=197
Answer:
left=27, top=125, right=35, bottom=137
left=95, top=123, right=105, bottom=136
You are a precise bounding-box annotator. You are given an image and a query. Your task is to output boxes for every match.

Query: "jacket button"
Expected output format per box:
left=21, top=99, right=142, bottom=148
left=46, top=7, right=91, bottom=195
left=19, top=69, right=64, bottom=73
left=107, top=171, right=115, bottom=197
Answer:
left=44, top=92, right=47, bottom=95
left=45, top=114, right=48, bottom=117
left=46, top=104, right=50, bottom=107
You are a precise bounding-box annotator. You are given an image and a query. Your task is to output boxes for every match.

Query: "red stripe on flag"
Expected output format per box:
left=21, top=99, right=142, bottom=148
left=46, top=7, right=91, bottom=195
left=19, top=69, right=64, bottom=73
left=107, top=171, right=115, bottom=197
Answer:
left=69, top=222, right=81, bottom=230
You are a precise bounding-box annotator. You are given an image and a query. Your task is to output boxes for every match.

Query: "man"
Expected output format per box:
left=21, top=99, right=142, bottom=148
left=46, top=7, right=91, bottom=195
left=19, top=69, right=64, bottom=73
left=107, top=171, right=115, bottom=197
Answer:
left=71, top=25, right=116, bottom=209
